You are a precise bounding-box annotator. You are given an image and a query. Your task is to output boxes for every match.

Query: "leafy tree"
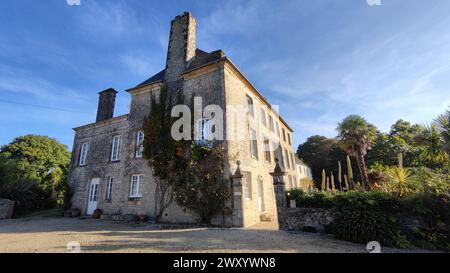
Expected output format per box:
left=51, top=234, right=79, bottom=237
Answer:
left=366, top=132, right=409, bottom=167
left=0, top=135, right=71, bottom=213
left=336, top=115, right=377, bottom=190
left=297, top=135, right=333, bottom=188
left=297, top=135, right=358, bottom=188
left=390, top=119, right=422, bottom=145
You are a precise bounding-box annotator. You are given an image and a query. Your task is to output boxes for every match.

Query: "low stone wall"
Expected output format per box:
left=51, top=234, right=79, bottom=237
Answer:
left=0, top=199, right=14, bottom=219
left=285, top=208, right=335, bottom=232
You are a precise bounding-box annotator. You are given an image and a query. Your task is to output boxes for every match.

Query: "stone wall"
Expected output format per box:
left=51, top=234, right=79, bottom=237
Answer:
left=285, top=208, right=335, bottom=232
left=0, top=199, right=14, bottom=219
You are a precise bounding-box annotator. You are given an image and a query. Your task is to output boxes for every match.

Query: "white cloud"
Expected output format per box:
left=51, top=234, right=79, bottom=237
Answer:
left=119, top=54, right=154, bottom=77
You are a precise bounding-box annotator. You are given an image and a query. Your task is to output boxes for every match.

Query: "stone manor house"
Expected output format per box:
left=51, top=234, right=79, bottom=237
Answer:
left=67, top=12, right=312, bottom=227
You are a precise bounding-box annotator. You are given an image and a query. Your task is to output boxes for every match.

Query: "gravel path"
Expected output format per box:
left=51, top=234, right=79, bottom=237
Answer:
left=0, top=217, right=430, bottom=253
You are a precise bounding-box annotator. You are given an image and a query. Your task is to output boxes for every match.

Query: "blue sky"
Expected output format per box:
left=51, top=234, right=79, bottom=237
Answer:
left=1, top=0, right=449, bottom=150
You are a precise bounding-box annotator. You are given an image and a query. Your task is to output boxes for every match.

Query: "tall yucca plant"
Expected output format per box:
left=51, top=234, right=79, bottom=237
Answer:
left=321, top=169, right=326, bottom=191
left=386, top=167, right=416, bottom=198
left=337, top=115, right=377, bottom=190
left=346, top=155, right=353, bottom=190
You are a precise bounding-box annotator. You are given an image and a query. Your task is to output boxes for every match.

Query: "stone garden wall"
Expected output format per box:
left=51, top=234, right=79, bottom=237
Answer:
left=0, top=199, right=14, bottom=219
left=285, top=207, right=335, bottom=232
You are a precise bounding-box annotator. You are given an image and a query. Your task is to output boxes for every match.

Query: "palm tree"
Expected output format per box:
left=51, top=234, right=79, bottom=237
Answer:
left=414, top=124, right=448, bottom=168
left=433, top=108, right=450, bottom=155
left=337, top=115, right=377, bottom=190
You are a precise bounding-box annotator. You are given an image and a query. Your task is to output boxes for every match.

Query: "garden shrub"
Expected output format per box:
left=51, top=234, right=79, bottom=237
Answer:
left=287, top=189, right=448, bottom=250
left=287, top=189, right=334, bottom=208
left=400, top=193, right=449, bottom=250
left=332, top=209, right=410, bottom=248
left=331, top=191, right=410, bottom=248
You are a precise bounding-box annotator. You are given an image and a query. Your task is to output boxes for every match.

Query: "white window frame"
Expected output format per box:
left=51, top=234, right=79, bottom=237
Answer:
left=279, top=147, right=285, bottom=167
left=79, top=142, right=89, bottom=166
left=246, top=95, right=254, bottom=117
left=129, top=174, right=143, bottom=198
left=269, top=115, right=274, bottom=132
left=249, top=128, right=258, bottom=160
left=244, top=172, right=252, bottom=200
left=106, top=177, right=113, bottom=201
left=285, top=148, right=290, bottom=169
left=263, top=138, right=271, bottom=163
left=260, top=108, right=267, bottom=127
left=111, top=135, right=121, bottom=162
left=290, top=153, right=295, bottom=170
left=197, top=118, right=214, bottom=145
left=135, top=131, right=144, bottom=158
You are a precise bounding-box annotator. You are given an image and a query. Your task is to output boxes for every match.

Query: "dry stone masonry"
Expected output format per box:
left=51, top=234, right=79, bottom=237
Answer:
left=0, top=199, right=14, bottom=220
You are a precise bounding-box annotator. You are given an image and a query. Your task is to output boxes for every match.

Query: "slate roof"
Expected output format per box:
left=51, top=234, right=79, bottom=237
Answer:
left=130, top=49, right=225, bottom=90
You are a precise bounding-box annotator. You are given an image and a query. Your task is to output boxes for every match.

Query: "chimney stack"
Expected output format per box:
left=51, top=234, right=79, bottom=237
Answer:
left=165, top=12, right=196, bottom=82
left=96, top=88, right=117, bottom=122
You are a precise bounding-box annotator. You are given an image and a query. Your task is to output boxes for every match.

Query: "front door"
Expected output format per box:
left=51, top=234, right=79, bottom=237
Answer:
left=87, top=178, right=100, bottom=215
left=258, top=179, right=265, bottom=212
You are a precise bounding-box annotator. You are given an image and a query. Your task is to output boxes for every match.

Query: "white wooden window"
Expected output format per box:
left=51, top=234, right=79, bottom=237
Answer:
left=135, top=131, right=144, bottom=158
left=264, top=138, right=271, bottom=163
left=290, top=153, right=295, bottom=170
left=249, top=128, right=258, bottom=159
left=275, top=122, right=280, bottom=136
left=79, top=142, right=89, bottom=166
left=244, top=172, right=252, bottom=200
left=246, top=95, right=254, bottom=116
left=279, top=147, right=285, bottom=167
left=130, top=175, right=143, bottom=198
left=197, top=118, right=214, bottom=145
left=285, top=148, right=290, bottom=169
left=111, top=135, right=121, bottom=161
left=269, top=115, right=274, bottom=132
left=260, top=108, right=267, bottom=127
left=106, top=177, right=113, bottom=201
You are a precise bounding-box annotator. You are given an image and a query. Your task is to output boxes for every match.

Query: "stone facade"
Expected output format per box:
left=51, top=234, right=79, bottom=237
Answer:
left=67, top=12, right=311, bottom=228
left=0, top=199, right=14, bottom=219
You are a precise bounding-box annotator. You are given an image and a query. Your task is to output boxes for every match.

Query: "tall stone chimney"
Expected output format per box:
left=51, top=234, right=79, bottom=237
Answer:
left=96, top=88, right=117, bottom=122
left=165, top=12, right=196, bottom=83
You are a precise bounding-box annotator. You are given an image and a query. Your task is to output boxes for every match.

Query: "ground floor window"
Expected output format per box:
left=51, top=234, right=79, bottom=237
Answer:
left=106, top=177, right=113, bottom=201
left=130, top=175, right=143, bottom=198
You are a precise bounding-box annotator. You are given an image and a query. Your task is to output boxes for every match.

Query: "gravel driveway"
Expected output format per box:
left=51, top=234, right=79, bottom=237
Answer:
left=0, top=217, right=429, bottom=253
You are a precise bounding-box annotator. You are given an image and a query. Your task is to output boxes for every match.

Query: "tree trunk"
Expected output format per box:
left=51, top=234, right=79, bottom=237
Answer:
left=355, top=151, right=370, bottom=190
